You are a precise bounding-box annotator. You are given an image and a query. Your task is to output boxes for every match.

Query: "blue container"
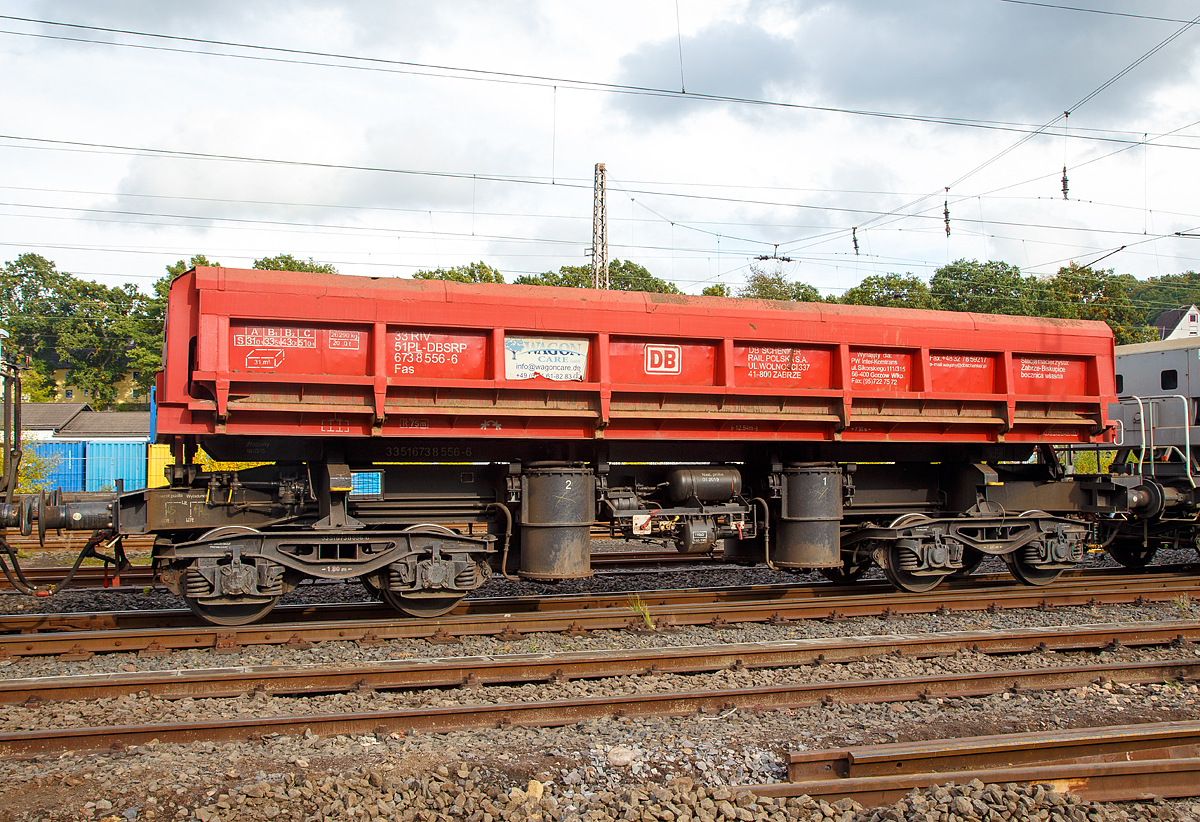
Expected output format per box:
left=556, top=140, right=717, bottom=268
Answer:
left=28, top=441, right=86, bottom=493
left=85, top=441, right=148, bottom=492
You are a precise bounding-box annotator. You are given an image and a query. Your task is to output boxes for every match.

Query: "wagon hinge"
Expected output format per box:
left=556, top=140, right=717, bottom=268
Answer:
left=597, top=388, right=611, bottom=435
left=833, top=394, right=852, bottom=440
left=995, top=397, right=1016, bottom=443
left=373, top=376, right=388, bottom=436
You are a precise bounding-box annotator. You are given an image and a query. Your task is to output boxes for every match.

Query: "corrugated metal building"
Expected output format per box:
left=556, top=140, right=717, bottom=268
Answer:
left=23, top=404, right=152, bottom=492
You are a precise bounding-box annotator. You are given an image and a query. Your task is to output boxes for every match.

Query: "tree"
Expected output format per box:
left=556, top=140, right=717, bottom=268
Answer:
left=737, top=263, right=821, bottom=302
left=252, top=254, right=338, bottom=274
left=51, top=278, right=147, bottom=408
left=1127, top=270, right=1200, bottom=325
left=929, top=259, right=1031, bottom=315
left=701, top=283, right=731, bottom=297
left=17, top=435, right=59, bottom=493
left=841, top=273, right=933, bottom=309
left=1040, top=263, right=1156, bottom=345
left=412, top=261, right=504, bottom=283
left=166, top=253, right=220, bottom=279
left=1, top=254, right=81, bottom=400
left=515, top=260, right=680, bottom=294
left=18, top=367, right=54, bottom=403
left=1, top=254, right=165, bottom=407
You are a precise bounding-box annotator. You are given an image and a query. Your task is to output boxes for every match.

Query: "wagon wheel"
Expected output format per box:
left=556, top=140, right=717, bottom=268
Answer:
left=820, top=542, right=874, bottom=585
left=378, top=524, right=467, bottom=619
left=820, top=557, right=872, bottom=585
left=186, top=595, right=281, bottom=627
left=1107, top=538, right=1157, bottom=570
left=880, top=514, right=945, bottom=594
left=359, top=574, right=384, bottom=601
left=380, top=588, right=464, bottom=618
left=1005, top=511, right=1064, bottom=587
left=183, top=526, right=280, bottom=626
left=949, top=547, right=986, bottom=579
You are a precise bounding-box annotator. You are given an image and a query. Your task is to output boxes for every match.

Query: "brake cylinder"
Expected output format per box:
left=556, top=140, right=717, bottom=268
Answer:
left=774, top=463, right=842, bottom=569
left=518, top=463, right=595, bottom=580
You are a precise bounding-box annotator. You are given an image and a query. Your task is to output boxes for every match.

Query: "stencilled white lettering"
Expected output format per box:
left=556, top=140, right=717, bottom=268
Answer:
left=930, top=354, right=989, bottom=370
left=850, top=351, right=908, bottom=388
left=1019, top=358, right=1069, bottom=380
left=233, top=327, right=317, bottom=348
left=393, top=331, right=465, bottom=371
left=745, top=346, right=811, bottom=380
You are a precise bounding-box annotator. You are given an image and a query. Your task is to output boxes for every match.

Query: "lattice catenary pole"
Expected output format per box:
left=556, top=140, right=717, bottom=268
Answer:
left=591, top=163, right=609, bottom=289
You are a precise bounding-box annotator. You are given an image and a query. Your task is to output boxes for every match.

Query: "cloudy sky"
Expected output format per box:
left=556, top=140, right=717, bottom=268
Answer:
left=2, top=1, right=1199, bottom=300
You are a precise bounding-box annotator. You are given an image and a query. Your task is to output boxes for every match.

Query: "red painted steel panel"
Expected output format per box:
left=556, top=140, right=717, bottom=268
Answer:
left=609, top=337, right=715, bottom=386
left=735, top=344, right=833, bottom=388
left=1011, top=354, right=1088, bottom=395
left=229, top=322, right=370, bottom=376
left=155, top=267, right=1117, bottom=445
left=390, top=328, right=488, bottom=380
left=929, top=352, right=996, bottom=394
left=849, top=349, right=912, bottom=391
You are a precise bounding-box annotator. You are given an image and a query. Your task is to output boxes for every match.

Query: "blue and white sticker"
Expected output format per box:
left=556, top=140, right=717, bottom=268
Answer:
left=504, top=335, right=589, bottom=381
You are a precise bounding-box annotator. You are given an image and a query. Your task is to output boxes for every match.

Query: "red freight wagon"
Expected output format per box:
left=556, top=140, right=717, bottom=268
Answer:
left=157, top=267, right=1115, bottom=450
left=34, top=266, right=1130, bottom=626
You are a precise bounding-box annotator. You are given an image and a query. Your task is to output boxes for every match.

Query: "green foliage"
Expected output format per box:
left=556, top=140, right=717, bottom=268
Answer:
left=252, top=254, right=338, bottom=274
left=165, top=254, right=220, bottom=279
left=737, top=263, right=821, bottom=302
left=515, top=260, right=680, bottom=294
left=412, top=261, right=505, bottom=283
left=1, top=254, right=163, bottom=408
left=16, top=436, right=58, bottom=493
left=1071, top=449, right=1116, bottom=475
left=701, top=283, right=732, bottom=297
left=929, top=259, right=1031, bottom=315
left=1127, top=270, right=1200, bottom=325
left=1038, top=263, right=1156, bottom=345
left=841, top=273, right=933, bottom=309
left=17, top=365, right=55, bottom=403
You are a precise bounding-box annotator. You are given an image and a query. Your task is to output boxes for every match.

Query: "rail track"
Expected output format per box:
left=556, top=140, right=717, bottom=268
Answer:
left=757, top=721, right=1200, bottom=805
left=0, top=568, right=1196, bottom=658
left=0, top=634, right=1196, bottom=761
left=3, top=620, right=1197, bottom=703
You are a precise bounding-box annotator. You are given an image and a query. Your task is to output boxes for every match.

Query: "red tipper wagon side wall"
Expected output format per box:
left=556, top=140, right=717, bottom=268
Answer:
left=154, top=267, right=1116, bottom=446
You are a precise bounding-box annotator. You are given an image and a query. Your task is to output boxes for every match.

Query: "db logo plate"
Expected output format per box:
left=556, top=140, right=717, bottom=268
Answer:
left=644, top=344, right=681, bottom=375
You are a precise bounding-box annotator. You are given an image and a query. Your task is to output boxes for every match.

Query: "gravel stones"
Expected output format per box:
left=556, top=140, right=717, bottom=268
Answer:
left=1, top=554, right=1200, bottom=820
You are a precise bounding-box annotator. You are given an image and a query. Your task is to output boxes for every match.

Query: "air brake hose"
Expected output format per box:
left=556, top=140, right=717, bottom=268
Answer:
left=486, top=502, right=518, bottom=581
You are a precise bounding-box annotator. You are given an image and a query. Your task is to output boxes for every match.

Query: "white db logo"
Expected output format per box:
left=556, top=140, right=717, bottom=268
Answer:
left=644, top=344, right=681, bottom=374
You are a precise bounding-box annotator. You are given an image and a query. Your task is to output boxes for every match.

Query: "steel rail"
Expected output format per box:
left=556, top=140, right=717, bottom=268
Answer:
left=2, top=621, right=1198, bottom=704
left=2, top=566, right=1196, bottom=631
left=787, top=719, right=1200, bottom=782
left=755, top=759, right=1200, bottom=806
left=1, top=572, right=1198, bottom=658
left=750, top=722, right=1200, bottom=805
left=1, top=658, right=1196, bottom=757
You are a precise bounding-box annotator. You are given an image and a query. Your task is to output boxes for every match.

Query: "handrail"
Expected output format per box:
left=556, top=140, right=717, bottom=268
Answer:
left=1118, top=394, right=1195, bottom=487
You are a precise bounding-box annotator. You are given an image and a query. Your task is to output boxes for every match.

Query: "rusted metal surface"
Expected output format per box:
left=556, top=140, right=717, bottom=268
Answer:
left=788, top=720, right=1200, bottom=782
left=160, top=267, right=1116, bottom=445
left=755, top=759, right=1200, bottom=805
left=0, top=548, right=722, bottom=591
left=0, top=572, right=1197, bottom=657
left=3, top=622, right=1197, bottom=704
left=0, top=658, right=1196, bottom=757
